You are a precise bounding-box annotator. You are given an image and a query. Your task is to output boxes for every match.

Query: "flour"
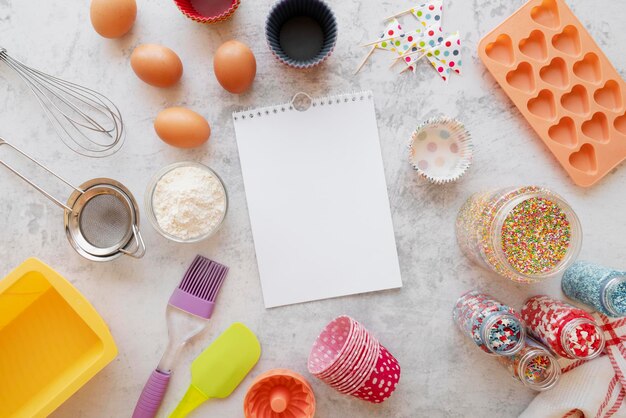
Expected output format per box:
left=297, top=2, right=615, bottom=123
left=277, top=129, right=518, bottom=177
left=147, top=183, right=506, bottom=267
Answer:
left=153, top=166, right=226, bottom=240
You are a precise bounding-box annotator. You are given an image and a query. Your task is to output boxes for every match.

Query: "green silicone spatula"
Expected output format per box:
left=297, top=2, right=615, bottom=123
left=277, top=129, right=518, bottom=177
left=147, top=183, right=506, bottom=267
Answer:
left=168, top=323, right=261, bottom=418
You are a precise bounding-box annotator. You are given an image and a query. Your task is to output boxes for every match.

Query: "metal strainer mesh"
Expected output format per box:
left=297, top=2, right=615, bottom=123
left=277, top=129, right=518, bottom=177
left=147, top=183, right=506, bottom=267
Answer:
left=78, top=193, right=132, bottom=249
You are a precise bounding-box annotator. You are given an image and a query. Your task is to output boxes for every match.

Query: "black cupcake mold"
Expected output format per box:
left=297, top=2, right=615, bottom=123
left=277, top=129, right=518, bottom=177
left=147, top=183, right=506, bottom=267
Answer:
left=265, top=0, right=338, bottom=69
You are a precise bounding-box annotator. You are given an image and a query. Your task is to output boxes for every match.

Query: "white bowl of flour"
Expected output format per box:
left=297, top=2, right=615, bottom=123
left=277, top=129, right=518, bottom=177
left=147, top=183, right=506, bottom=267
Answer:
left=145, top=162, right=228, bottom=243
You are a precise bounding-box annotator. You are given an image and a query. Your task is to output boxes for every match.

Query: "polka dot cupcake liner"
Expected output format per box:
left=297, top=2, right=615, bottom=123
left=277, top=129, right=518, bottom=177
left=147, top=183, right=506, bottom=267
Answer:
left=351, top=345, right=401, bottom=403
left=307, top=316, right=400, bottom=403
left=409, top=116, right=473, bottom=184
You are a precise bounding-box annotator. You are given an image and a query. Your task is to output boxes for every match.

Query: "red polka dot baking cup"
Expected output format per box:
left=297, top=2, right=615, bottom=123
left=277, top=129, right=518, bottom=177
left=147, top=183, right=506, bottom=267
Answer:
left=351, top=346, right=401, bottom=403
left=172, top=0, right=240, bottom=24
left=521, top=295, right=605, bottom=360
left=409, top=117, right=473, bottom=184
left=307, top=316, right=400, bottom=403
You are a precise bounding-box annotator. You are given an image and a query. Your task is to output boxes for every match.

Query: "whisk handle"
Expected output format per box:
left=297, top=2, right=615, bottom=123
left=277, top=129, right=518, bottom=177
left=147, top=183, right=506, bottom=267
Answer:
left=132, top=369, right=171, bottom=418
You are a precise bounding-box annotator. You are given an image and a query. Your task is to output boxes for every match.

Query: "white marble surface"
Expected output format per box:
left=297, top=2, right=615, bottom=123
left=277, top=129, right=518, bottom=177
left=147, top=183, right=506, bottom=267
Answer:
left=1, top=0, right=626, bottom=417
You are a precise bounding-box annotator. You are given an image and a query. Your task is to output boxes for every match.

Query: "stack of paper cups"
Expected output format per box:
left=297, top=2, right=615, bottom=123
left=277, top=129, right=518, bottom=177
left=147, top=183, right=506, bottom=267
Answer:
left=307, top=316, right=400, bottom=403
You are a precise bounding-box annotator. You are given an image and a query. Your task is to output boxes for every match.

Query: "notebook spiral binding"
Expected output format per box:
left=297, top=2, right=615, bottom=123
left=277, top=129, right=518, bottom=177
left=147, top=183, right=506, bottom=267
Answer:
left=232, top=91, right=374, bottom=121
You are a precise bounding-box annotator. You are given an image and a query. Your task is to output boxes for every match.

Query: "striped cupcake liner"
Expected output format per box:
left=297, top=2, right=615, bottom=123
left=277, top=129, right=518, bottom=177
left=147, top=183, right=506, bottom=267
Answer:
left=173, top=0, right=241, bottom=24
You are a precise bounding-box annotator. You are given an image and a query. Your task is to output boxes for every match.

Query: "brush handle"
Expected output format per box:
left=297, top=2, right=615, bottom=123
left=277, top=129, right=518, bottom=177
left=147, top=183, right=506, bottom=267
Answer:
left=132, top=369, right=171, bottom=418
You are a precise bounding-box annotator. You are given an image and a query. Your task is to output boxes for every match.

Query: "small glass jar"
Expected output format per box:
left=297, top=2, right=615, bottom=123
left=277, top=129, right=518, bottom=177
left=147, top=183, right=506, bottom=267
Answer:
left=145, top=162, right=228, bottom=243
left=456, top=186, right=582, bottom=283
left=562, top=261, right=626, bottom=317
left=453, top=291, right=525, bottom=356
left=521, top=295, right=605, bottom=360
left=496, top=337, right=561, bottom=391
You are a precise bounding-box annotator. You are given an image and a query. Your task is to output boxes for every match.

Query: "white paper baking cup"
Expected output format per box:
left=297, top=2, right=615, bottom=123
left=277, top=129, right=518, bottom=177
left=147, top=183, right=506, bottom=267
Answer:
left=409, top=117, right=473, bottom=184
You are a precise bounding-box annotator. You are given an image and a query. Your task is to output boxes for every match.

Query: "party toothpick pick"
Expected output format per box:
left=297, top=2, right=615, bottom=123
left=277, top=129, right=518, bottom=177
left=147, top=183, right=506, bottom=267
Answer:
left=355, top=19, right=404, bottom=74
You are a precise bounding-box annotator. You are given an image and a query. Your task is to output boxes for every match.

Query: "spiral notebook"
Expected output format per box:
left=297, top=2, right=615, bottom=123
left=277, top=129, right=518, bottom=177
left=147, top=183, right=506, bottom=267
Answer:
left=233, top=91, right=402, bottom=308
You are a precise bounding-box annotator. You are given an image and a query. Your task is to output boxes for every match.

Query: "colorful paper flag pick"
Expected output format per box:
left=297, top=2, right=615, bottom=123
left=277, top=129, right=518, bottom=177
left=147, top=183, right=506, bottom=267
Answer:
left=355, top=19, right=404, bottom=74
left=384, top=0, right=443, bottom=23
left=426, top=31, right=462, bottom=81
left=409, top=0, right=443, bottom=28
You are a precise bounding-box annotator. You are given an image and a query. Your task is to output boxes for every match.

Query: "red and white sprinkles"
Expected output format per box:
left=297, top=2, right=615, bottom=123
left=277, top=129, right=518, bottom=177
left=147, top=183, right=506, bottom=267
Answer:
left=521, top=295, right=605, bottom=360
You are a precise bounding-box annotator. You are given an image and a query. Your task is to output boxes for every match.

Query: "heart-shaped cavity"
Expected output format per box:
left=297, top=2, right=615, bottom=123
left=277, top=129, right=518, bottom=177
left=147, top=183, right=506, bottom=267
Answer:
left=561, top=85, right=589, bottom=116
left=552, top=25, right=581, bottom=57
left=594, top=80, right=623, bottom=111
left=531, top=0, right=560, bottom=29
left=539, top=57, right=568, bottom=89
left=582, top=112, right=610, bottom=143
left=569, top=143, right=597, bottom=174
left=485, top=34, right=514, bottom=66
left=548, top=117, right=577, bottom=147
left=528, top=89, right=556, bottom=120
left=615, top=113, right=626, bottom=136
left=573, top=53, right=602, bottom=84
left=506, top=62, right=535, bottom=93
left=519, top=30, right=548, bottom=61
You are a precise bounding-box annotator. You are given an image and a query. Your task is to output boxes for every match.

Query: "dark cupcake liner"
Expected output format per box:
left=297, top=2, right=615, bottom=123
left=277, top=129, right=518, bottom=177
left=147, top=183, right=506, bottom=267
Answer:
left=265, top=0, right=338, bottom=69
left=173, top=0, right=240, bottom=24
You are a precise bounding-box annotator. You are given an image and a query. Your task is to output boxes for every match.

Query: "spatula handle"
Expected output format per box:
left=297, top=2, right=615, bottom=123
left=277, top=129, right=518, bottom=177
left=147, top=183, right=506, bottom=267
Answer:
left=132, top=369, right=171, bottom=418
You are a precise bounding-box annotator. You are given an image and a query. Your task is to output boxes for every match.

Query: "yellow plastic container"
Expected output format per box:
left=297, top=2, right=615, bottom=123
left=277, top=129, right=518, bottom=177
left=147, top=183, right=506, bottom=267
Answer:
left=0, top=258, right=117, bottom=418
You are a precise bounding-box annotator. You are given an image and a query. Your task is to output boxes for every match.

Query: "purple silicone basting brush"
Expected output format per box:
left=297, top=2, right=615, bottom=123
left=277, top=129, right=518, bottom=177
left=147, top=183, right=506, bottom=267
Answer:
left=132, top=255, right=229, bottom=418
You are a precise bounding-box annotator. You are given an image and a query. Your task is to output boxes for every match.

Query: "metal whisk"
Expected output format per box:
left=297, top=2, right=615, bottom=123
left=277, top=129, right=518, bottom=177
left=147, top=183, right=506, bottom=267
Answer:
left=0, top=46, right=125, bottom=157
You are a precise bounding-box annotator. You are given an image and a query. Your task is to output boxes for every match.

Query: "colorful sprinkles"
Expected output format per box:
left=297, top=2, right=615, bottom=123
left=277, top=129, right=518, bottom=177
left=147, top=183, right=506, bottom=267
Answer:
left=453, top=291, right=524, bottom=355
left=496, top=338, right=560, bottom=391
left=521, top=295, right=605, bottom=360
left=501, top=197, right=571, bottom=276
left=456, top=186, right=579, bottom=283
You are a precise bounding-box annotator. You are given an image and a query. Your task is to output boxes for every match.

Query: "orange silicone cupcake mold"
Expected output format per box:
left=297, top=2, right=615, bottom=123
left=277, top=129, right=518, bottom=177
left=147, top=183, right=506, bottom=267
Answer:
left=478, top=0, right=626, bottom=187
left=244, top=369, right=315, bottom=418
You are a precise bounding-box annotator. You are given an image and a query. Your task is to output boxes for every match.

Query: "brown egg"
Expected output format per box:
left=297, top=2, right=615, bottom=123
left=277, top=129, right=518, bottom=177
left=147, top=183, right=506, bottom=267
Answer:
left=90, top=0, right=136, bottom=39
left=154, top=107, right=211, bottom=148
left=131, top=44, right=183, bottom=88
left=213, top=40, right=256, bottom=94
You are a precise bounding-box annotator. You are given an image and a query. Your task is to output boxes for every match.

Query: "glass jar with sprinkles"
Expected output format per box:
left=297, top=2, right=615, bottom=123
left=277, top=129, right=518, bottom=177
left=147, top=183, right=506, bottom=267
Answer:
left=521, top=295, right=605, bottom=360
left=456, top=186, right=582, bottom=283
left=453, top=291, right=525, bottom=356
left=496, top=337, right=561, bottom=391
left=562, top=261, right=626, bottom=318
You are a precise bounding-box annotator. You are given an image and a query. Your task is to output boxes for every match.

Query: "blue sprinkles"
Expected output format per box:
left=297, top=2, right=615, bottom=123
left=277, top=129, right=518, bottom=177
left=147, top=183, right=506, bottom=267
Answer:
left=562, top=261, right=626, bottom=317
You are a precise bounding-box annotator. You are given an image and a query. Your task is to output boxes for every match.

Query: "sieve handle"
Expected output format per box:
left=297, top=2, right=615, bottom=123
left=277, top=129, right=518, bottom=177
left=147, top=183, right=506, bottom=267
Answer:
left=120, top=224, right=146, bottom=259
left=0, top=138, right=83, bottom=212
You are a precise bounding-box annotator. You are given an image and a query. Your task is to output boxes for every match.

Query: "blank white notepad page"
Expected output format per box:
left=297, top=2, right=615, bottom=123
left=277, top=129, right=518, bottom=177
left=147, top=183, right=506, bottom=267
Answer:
left=233, top=91, right=402, bottom=308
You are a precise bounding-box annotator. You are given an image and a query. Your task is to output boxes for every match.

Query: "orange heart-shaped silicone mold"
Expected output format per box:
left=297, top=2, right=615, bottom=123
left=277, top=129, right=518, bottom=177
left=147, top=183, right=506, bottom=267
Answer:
left=569, top=143, right=597, bottom=174
left=528, top=90, right=556, bottom=120
left=507, top=62, right=536, bottom=93
left=540, top=57, right=568, bottom=89
left=485, top=34, right=515, bottom=66
left=582, top=113, right=609, bottom=143
left=549, top=117, right=577, bottom=147
left=478, top=0, right=626, bottom=187
left=594, top=80, right=622, bottom=111
left=573, top=53, right=602, bottom=84
left=531, top=0, right=560, bottom=29
left=519, top=30, right=548, bottom=61
left=552, top=25, right=581, bottom=57
left=561, top=85, right=589, bottom=116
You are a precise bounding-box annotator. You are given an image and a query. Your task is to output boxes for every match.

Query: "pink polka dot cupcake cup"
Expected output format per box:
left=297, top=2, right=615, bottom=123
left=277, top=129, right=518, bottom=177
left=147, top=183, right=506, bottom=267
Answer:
left=409, top=116, right=473, bottom=184
left=307, top=316, right=401, bottom=403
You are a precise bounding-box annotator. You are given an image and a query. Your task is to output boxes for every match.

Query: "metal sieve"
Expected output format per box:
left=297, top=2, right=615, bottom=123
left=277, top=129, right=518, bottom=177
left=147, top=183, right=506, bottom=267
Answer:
left=0, top=138, right=145, bottom=261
